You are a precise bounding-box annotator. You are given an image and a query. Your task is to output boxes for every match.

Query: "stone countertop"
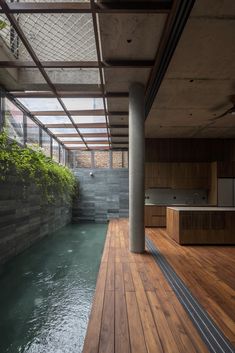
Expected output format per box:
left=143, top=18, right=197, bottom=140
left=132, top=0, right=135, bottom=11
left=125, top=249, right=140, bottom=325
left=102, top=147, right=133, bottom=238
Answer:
left=167, top=206, right=235, bottom=211
left=145, top=203, right=210, bottom=207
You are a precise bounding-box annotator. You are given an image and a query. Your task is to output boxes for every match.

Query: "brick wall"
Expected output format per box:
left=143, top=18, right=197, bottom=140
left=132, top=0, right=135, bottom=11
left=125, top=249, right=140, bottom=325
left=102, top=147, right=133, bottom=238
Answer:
left=71, top=150, right=128, bottom=169
left=0, top=175, right=71, bottom=264
left=72, top=168, right=129, bottom=223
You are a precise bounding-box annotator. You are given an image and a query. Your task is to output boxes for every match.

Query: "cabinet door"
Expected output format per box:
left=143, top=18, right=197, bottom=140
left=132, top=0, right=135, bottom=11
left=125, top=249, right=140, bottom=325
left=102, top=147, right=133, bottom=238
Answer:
left=218, top=178, right=233, bottom=206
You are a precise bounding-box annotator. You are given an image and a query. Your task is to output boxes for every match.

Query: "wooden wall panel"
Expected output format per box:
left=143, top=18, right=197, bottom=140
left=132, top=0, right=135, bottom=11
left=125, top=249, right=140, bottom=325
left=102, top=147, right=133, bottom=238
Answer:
left=145, top=162, right=210, bottom=190
left=145, top=139, right=235, bottom=163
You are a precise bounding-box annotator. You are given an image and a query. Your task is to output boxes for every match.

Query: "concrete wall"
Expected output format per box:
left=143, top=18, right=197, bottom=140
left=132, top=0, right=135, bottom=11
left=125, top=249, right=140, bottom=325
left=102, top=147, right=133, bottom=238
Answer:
left=0, top=176, right=71, bottom=264
left=72, top=168, right=129, bottom=223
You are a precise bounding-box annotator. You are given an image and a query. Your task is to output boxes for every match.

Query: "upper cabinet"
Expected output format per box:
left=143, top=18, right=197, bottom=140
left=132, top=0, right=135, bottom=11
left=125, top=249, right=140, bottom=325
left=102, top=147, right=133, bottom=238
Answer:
left=145, top=162, right=210, bottom=190
left=217, top=162, right=235, bottom=178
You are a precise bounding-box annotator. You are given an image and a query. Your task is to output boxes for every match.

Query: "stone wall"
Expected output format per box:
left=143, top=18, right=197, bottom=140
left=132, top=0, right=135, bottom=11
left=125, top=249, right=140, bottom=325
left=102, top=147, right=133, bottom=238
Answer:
left=0, top=176, right=71, bottom=264
left=72, top=168, right=129, bottom=223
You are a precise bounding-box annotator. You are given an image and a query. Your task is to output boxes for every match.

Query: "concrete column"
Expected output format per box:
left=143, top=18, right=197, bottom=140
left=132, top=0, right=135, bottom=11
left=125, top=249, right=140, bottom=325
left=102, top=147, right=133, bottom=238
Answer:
left=129, top=82, right=145, bottom=253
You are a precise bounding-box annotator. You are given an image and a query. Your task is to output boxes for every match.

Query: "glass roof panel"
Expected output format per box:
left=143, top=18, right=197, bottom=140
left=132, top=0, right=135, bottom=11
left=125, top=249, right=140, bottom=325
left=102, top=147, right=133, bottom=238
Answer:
left=87, top=144, right=109, bottom=147
left=18, top=98, right=61, bottom=111
left=85, top=137, right=109, bottom=141
left=72, top=116, right=106, bottom=124
left=35, top=116, right=71, bottom=124
left=59, top=137, right=82, bottom=142
left=48, top=128, right=77, bottom=134
left=79, top=128, right=107, bottom=134
left=17, top=13, right=97, bottom=61
left=64, top=144, right=86, bottom=148
left=62, top=98, right=104, bottom=110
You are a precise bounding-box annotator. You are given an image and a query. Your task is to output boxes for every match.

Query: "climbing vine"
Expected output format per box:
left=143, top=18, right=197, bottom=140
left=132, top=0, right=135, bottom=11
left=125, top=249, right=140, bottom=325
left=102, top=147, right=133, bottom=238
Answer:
left=0, top=131, right=77, bottom=203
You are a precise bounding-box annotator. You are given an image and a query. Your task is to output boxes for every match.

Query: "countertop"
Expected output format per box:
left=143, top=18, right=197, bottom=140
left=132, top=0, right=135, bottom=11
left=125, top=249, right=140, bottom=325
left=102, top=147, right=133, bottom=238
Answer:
left=167, top=206, right=235, bottom=211
left=145, top=203, right=210, bottom=207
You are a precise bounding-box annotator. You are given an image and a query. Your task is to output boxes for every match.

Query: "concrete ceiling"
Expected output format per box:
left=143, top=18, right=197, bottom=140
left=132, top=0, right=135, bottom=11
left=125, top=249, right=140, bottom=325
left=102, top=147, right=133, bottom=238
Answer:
left=145, top=0, right=235, bottom=138
left=0, top=0, right=234, bottom=149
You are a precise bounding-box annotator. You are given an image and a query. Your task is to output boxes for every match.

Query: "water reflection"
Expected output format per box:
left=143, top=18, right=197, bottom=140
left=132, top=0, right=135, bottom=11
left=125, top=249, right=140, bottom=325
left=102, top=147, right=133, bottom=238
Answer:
left=0, top=223, right=107, bottom=353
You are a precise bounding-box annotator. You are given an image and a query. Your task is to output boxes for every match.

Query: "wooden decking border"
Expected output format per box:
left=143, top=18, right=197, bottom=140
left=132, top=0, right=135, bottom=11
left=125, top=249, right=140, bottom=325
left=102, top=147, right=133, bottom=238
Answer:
left=82, top=219, right=217, bottom=353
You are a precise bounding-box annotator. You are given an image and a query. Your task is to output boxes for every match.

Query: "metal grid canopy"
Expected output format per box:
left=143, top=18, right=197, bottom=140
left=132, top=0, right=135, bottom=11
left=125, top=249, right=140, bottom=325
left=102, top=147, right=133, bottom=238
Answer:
left=19, top=13, right=97, bottom=61
left=0, top=0, right=110, bottom=150
left=0, top=0, right=189, bottom=150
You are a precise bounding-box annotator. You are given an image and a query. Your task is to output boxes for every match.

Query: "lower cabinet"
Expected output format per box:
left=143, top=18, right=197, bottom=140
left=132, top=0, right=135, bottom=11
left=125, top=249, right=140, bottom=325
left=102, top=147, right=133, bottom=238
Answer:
left=145, top=206, right=166, bottom=227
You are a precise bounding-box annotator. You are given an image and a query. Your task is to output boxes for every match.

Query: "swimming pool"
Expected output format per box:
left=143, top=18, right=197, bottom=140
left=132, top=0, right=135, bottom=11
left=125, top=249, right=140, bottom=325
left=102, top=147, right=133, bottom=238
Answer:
left=0, top=223, right=107, bottom=353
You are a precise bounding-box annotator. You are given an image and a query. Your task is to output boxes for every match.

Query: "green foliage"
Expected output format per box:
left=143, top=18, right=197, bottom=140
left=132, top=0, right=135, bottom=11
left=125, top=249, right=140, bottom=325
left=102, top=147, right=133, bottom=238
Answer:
left=0, top=20, right=7, bottom=30
left=0, top=131, right=77, bottom=204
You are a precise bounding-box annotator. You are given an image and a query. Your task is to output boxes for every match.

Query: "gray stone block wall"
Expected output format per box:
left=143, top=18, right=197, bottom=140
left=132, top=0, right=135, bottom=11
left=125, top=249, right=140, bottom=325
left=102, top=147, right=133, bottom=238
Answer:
left=0, top=177, right=71, bottom=264
left=72, top=168, right=129, bottom=223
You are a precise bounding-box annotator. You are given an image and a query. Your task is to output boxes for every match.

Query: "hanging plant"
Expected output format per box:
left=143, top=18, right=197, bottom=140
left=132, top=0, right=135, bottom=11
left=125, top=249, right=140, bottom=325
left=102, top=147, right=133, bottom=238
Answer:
left=0, top=131, right=78, bottom=204
left=0, top=20, right=7, bottom=30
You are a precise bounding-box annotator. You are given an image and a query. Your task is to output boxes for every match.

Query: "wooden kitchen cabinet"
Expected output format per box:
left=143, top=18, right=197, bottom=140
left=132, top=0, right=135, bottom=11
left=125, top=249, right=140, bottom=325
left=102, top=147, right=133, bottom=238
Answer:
left=145, top=206, right=166, bottom=227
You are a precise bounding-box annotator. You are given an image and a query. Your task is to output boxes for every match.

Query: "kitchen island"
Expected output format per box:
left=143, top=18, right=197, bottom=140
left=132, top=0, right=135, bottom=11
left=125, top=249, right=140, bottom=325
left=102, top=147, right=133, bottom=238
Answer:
left=167, top=207, right=235, bottom=244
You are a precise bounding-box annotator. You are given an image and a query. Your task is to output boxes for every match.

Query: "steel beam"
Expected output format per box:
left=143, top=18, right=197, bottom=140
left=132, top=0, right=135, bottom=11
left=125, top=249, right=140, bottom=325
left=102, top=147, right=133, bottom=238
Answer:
left=145, top=0, right=195, bottom=117
left=0, top=1, right=171, bottom=14
left=32, top=110, right=128, bottom=116
left=10, top=91, right=129, bottom=99
left=0, top=60, right=154, bottom=69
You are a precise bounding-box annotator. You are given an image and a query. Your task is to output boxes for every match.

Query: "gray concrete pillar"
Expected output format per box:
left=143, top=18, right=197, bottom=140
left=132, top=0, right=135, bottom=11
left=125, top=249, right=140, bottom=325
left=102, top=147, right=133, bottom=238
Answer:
left=129, top=82, right=145, bottom=253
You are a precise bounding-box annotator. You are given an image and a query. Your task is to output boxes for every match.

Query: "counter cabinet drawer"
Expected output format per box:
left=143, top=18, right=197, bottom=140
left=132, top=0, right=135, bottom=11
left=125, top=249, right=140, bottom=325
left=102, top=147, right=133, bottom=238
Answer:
left=145, top=206, right=166, bottom=227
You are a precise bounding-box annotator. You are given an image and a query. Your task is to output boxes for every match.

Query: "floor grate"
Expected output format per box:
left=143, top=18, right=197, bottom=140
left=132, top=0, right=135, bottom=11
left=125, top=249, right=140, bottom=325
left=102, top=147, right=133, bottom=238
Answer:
left=146, top=237, right=235, bottom=353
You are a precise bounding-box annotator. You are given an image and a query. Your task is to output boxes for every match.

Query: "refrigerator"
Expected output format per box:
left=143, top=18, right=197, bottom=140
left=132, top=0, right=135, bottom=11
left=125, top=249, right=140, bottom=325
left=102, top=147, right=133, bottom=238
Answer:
left=217, top=178, right=235, bottom=206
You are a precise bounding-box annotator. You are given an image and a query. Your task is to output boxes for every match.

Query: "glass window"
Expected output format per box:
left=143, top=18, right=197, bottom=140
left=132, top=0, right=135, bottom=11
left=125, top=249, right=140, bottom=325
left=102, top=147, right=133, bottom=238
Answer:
left=5, top=98, right=24, bottom=144
left=52, top=139, right=59, bottom=162
left=26, top=117, right=39, bottom=148
left=59, top=145, right=65, bottom=165
left=41, top=130, right=51, bottom=158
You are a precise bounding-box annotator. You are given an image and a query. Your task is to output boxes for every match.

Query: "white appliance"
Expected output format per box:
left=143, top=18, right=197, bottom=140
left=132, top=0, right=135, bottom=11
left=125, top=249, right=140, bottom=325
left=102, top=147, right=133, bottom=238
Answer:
left=217, top=178, right=235, bottom=206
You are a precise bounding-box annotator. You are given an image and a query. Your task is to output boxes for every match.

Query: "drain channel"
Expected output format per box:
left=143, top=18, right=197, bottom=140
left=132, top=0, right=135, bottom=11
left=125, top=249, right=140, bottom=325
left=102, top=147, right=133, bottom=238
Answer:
left=146, top=237, right=235, bottom=353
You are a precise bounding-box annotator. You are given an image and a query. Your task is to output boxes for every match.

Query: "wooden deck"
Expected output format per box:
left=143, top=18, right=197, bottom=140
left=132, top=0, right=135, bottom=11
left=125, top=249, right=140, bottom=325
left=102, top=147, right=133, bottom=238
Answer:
left=83, top=218, right=234, bottom=353
left=147, top=227, right=235, bottom=346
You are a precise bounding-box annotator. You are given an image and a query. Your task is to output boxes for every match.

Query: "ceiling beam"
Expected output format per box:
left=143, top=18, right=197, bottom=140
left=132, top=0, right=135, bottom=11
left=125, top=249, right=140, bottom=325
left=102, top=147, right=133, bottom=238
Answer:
left=0, top=1, right=171, bottom=14
left=63, top=140, right=109, bottom=145
left=46, top=123, right=128, bottom=129
left=67, top=146, right=110, bottom=150
left=46, top=123, right=107, bottom=129
left=96, top=1, right=171, bottom=13
left=111, top=134, right=129, bottom=138
left=145, top=0, right=195, bottom=118
left=91, top=0, right=110, bottom=147
left=32, top=110, right=128, bottom=116
left=111, top=142, right=129, bottom=145
left=55, top=133, right=109, bottom=138
left=10, top=91, right=129, bottom=99
left=110, top=125, right=129, bottom=129
left=0, top=60, right=154, bottom=69
left=32, top=109, right=105, bottom=116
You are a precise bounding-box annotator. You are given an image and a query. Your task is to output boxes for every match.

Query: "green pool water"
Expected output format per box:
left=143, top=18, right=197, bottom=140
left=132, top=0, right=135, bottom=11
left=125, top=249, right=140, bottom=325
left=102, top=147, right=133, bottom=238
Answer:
left=0, top=223, right=107, bottom=353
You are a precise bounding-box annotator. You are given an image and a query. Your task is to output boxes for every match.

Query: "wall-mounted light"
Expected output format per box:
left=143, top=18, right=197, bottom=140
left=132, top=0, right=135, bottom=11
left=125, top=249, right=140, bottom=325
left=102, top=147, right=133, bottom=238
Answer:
left=89, top=171, right=94, bottom=177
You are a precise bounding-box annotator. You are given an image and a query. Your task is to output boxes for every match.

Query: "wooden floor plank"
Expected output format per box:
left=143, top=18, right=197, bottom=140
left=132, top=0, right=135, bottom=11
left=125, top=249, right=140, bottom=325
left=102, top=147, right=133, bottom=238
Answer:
left=147, top=227, right=235, bottom=344
left=99, top=290, right=115, bottom=353
left=82, top=219, right=235, bottom=353
left=126, top=291, right=148, bottom=353
left=82, top=262, right=108, bottom=353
